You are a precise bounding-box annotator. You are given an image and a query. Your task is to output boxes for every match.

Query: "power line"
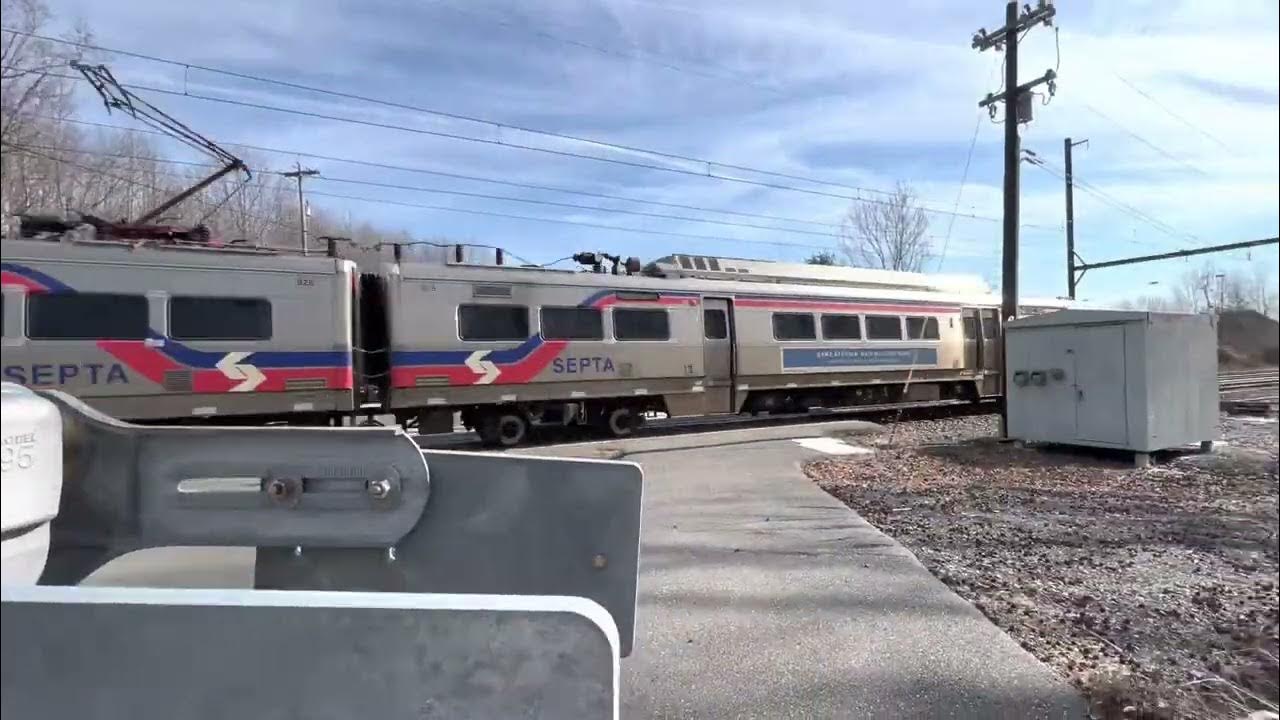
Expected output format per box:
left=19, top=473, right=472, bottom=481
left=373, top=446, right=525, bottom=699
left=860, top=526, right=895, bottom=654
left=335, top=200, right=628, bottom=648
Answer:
left=936, top=113, right=983, bottom=271
left=304, top=189, right=840, bottom=252
left=3, top=140, right=837, bottom=253
left=1024, top=158, right=1166, bottom=247
left=0, top=28, right=889, bottom=199
left=35, top=114, right=848, bottom=230
left=1112, top=73, right=1231, bottom=151
left=12, top=140, right=1060, bottom=257
left=0, top=30, right=1061, bottom=229
left=2, top=142, right=295, bottom=231
left=938, top=53, right=1001, bottom=271
left=36, top=65, right=1038, bottom=228
left=1023, top=154, right=1195, bottom=249
left=1030, top=154, right=1197, bottom=243
left=6, top=140, right=1069, bottom=261
left=1078, top=100, right=1209, bottom=176
left=9, top=141, right=847, bottom=240
left=313, top=176, right=841, bottom=238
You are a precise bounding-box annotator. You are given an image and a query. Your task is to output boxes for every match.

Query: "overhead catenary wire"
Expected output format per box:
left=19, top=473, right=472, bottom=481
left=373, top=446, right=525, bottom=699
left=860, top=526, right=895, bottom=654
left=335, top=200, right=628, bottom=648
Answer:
left=1, top=142, right=296, bottom=232
left=3, top=141, right=845, bottom=253
left=1112, top=73, right=1231, bottom=151
left=1023, top=154, right=1198, bottom=249
left=1027, top=153, right=1198, bottom=243
left=10, top=140, right=1065, bottom=255
left=34, top=115, right=849, bottom=230
left=0, top=30, right=1064, bottom=230
left=0, top=28, right=892, bottom=198
left=1077, top=100, right=1209, bottom=177
left=34, top=66, right=1049, bottom=228
left=9, top=141, right=848, bottom=240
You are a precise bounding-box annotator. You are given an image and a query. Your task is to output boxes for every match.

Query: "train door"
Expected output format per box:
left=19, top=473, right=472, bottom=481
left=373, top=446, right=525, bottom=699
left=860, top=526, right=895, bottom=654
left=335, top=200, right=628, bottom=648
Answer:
left=978, top=308, right=1002, bottom=396
left=701, top=298, right=734, bottom=413
left=962, top=308, right=980, bottom=369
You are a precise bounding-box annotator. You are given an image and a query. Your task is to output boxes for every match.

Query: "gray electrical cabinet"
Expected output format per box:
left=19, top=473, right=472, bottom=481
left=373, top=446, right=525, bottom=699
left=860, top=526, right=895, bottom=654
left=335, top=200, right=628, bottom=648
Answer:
left=1005, top=310, right=1217, bottom=457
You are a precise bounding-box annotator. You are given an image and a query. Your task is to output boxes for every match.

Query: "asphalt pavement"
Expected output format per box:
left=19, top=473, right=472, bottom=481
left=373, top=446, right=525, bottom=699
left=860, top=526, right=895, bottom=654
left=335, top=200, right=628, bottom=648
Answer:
left=599, top=437, right=1086, bottom=719
left=79, top=424, right=1086, bottom=718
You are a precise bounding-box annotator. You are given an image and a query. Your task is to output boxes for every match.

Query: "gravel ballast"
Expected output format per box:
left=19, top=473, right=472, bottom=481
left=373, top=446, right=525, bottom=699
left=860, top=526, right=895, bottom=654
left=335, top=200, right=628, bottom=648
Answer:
left=808, top=414, right=1279, bottom=720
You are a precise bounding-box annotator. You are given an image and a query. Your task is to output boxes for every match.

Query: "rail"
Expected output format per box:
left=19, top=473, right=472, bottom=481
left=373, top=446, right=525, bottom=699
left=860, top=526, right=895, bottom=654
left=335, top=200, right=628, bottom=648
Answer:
left=1218, top=369, right=1280, bottom=392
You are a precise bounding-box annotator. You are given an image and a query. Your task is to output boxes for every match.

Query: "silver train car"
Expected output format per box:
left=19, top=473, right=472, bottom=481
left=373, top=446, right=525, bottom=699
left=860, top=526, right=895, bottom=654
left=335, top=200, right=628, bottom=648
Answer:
left=2, top=236, right=1060, bottom=445
left=2, top=237, right=358, bottom=422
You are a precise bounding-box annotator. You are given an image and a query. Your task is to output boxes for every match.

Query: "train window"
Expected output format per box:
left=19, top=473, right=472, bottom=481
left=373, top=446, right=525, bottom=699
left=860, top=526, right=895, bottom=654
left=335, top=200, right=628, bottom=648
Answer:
left=614, top=309, right=670, bottom=341
left=864, top=315, right=903, bottom=340
left=541, top=307, right=603, bottom=340
left=963, top=316, right=979, bottom=340
left=170, top=297, right=272, bottom=341
left=27, top=292, right=149, bottom=340
left=772, top=313, right=816, bottom=341
left=703, top=309, right=728, bottom=340
left=458, top=305, right=529, bottom=341
left=820, top=314, right=861, bottom=340
left=981, top=309, right=1000, bottom=339
left=905, top=316, right=940, bottom=340
left=615, top=291, right=659, bottom=302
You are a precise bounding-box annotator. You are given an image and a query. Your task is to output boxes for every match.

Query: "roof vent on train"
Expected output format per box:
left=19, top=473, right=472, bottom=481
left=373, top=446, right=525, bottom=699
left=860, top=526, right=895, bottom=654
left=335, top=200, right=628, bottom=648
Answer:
left=643, top=254, right=991, bottom=294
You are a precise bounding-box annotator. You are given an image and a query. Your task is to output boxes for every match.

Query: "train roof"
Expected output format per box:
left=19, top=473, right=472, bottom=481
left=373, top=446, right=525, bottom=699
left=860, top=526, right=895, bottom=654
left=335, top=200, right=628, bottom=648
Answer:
left=1, top=236, right=353, bottom=274
left=395, top=258, right=1077, bottom=312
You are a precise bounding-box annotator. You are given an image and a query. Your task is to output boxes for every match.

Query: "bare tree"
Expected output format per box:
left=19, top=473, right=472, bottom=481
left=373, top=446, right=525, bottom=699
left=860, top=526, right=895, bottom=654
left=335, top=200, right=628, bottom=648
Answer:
left=1, top=0, right=96, bottom=232
left=837, top=182, right=932, bottom=272
left=1118, top=294, right=1181, bottom=312
left=0, top=3, right=452, bottom=252
left=1249, top=260, right=1278, bottom=318
left=1172, top=263, right=1218, bottom=313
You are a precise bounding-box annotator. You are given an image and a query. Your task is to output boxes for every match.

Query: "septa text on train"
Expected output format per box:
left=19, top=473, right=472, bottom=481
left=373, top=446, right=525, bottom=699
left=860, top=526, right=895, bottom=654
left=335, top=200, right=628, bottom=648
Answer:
left=3, top=363, right=130, bottom=386
left=552, top=356, right=616, bottom=374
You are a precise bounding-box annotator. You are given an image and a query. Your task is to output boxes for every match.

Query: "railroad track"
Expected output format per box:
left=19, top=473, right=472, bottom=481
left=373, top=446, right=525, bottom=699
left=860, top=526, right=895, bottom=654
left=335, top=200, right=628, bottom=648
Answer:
left=418, top=370, right=1279, bottom=450
left=1219, top=368, right=1280, bottom=391
left=1218, top=368, right=1278, bottom=415
left=416, top=399, right=997, bottom=450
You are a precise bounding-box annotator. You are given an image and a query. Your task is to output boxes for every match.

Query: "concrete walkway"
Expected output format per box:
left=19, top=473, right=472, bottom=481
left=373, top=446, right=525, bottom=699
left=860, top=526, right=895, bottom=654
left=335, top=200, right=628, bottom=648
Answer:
left=597, top=438, right=1085, bottom=718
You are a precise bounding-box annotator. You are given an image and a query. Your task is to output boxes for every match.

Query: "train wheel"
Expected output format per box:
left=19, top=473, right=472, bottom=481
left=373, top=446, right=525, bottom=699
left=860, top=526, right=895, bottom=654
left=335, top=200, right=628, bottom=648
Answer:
left=477, top=410, right=529, bottom=448
left=605, top=406, right=638, bottom=438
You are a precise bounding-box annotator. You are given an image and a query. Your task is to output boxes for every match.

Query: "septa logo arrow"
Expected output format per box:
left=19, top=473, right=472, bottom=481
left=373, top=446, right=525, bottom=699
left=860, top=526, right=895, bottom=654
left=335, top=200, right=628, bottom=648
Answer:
left=464, top=350, right=500, bottom=385
left=216, top=351, right=266, bottom=392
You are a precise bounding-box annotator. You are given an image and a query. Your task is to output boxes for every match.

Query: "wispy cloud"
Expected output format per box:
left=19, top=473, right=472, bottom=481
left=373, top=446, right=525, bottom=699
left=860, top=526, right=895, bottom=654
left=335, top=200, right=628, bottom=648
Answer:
left=41, top=0, right=1280, bottom=299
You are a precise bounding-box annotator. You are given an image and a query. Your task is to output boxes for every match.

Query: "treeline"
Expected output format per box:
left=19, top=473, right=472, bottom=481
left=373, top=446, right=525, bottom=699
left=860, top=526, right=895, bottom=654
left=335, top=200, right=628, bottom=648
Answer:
left=0, top=0, right=450, bottom=261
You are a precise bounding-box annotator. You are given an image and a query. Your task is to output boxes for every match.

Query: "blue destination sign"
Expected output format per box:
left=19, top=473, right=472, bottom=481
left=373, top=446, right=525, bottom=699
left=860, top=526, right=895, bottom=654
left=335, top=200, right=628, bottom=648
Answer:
left=782, top=347, right=938, bottom=370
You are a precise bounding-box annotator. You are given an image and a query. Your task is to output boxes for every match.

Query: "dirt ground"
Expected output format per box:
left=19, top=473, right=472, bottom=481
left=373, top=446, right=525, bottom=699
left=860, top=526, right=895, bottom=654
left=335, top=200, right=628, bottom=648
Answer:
left=808, top=414, right=1279, bottom=720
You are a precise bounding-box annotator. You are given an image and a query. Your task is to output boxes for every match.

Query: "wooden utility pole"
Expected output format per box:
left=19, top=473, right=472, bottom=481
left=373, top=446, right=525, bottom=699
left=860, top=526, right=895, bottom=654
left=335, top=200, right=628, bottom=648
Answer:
left=283, top=163, right=319, bottom=255
left=1064, top=137, right=1087, bottom=299
left=972, top=0, right=1058, bottom=435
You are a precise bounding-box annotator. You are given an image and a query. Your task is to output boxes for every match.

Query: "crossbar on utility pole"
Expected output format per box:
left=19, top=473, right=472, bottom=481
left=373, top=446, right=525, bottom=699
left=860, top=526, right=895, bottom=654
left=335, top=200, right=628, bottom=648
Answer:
left=971, top=0, right=1057, bottom=437
left=1073, top=237, right=1279, bottom=277
left=283, top=163, right=320, bottom=255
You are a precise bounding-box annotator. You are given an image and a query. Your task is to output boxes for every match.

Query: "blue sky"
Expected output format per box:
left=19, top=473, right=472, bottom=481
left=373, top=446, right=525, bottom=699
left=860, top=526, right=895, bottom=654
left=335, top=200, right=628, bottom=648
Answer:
left=41, top=0, right=1280, bottom=304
